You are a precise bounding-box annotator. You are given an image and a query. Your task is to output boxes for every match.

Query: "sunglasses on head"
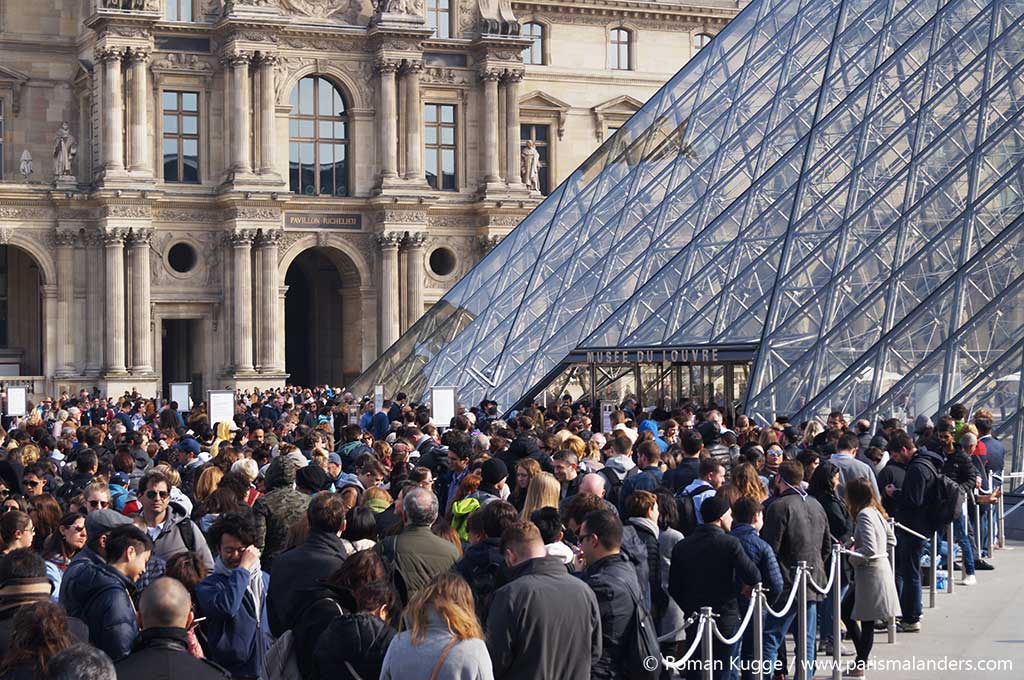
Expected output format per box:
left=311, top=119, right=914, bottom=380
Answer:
left=145, top=490, right=170, bottom=500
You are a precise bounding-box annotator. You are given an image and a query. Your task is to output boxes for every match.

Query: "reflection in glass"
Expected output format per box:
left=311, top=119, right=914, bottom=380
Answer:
left=288, top=76, right=349, bottom=196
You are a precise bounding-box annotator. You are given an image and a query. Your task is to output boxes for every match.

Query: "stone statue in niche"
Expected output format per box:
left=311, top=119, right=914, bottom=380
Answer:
left=371, top=0, right=424, bottom=23
left=101, top=0, right=159, bottom=10
left=53, top=122, right=78, bottom=182
left=19, top=151, right=33, bottom=180
left=521, top=140, right=540, bottom=193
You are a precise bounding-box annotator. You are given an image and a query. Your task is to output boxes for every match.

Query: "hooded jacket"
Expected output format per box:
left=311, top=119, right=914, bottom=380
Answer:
left=895, top=447, right=946, bottom=535
left=638, top=420, right=669, bottom=452
left=60, top=559, right=139, bottom=661
left=312, top=612, right=396, bottom=680
left=195, top=564, right=272, bottom=678
left=252, top=456, right=310, bottom=571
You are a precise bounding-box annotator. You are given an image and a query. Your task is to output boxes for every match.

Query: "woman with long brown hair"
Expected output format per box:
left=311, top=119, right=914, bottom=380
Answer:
left=0, top=601, right=74, bottom=679
left=731, top=462, right=768, bottom=501
left=380, top=571, right=492, bottom=680
left=508, top=458, right=541, bottom=511
left=27, top=494, right=61, bottom=553
left=841, top=478, right=899, bottom=677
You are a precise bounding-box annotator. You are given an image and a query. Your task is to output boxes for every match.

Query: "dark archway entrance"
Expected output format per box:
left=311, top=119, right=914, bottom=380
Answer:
left=0, top=245, right=42, bottom=376
left=284, top=247, right=362, bottom=387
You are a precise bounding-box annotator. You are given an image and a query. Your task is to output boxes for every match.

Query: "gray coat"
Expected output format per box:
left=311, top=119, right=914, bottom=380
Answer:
left=848, top=508, right=900, bottom=621
left=657, top=526, right=686, bottom=642
left=381, top=611, right=493, bottom=680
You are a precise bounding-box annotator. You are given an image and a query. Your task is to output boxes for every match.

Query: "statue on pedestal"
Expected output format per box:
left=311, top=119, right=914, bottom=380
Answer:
left=521, top=140, right=540, bottom=193
left=19, top=151, right=33, bottom=180
left=53, top=122, right=78, bottom=186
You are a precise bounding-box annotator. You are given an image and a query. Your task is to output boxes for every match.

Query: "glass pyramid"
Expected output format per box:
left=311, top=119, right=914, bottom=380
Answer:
left=354, top=0, right=1024, bottom=463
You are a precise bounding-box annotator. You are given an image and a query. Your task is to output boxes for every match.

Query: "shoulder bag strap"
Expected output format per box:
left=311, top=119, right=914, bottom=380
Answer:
left=429, top=637, right=460, bottom=680
left=344, top=660, right=365, bottom=680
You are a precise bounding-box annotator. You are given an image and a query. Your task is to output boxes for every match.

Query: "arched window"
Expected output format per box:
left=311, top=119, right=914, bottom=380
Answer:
left=694, top=32, right=714, bottom=51
left=522, top=22, right=545, bottom=65
left=288, top=76, right=349, bottom=197
left=608, top=28, right=632, bottom=71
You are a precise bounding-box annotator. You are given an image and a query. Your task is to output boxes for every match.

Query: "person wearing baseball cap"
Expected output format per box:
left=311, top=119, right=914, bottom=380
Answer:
left=669, top=493, right=760, bottom=679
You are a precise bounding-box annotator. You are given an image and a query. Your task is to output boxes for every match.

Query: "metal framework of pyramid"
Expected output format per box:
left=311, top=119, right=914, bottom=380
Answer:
left=354, top=0, right=1024, bottom=471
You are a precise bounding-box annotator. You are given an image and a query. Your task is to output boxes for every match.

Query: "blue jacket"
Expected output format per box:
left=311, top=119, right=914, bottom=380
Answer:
left=60, top=559, right=139, bottom=661
left=731, top=523, right=784, bottom=603
left=196, top=567, right=272, bottom=679
left=619, top=466, right=663, bottom=513
left=370, top=411, right=391, bottom=440
left=638, top=420, right=669, bottom=452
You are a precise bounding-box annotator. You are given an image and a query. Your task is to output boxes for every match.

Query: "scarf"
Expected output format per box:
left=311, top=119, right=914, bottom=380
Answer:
left=0, top=578, right=51, bottom=614
left=213, top=557, right=265, bottom=624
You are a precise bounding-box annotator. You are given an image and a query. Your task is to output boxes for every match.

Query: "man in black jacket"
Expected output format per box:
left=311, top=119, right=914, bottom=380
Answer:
left=579, top=509, right=643, bottom=680
left=115, top=577, right=230, bottom=679
left=487, top=521, right=602, bottom=680
left=670, top=494, right=760, bottom=680
left=266, top=491, right=352, bottom=636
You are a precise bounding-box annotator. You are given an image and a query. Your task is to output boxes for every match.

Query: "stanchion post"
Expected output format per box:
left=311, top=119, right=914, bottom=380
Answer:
left=998, top=482, right=1005, bottom=549
left=831, top=547, right=842, bottom=680
left=752, top=583, right=764, bottom=680
left=973, top=492, right=982, bottom=556
left=928, top=531, right=937, bottom=609
left=988, top=472, right=996, bottom=557
left=887, top=525, right=896, bottom=643
left=700, top=607, right=714, bottom=680
left=946, top=522, right=955, bottom=595
left=795, top=562, right=808, bottom=680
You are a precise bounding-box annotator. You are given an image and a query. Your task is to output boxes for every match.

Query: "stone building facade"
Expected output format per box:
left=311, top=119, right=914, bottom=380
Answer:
left=0, top=0, right=743, bottom=398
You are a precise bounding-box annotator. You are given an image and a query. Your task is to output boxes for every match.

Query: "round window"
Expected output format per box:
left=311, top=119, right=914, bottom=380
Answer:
left=167, top=242, right=198, bottom=274
left=429, top=247, right=457, bottom=277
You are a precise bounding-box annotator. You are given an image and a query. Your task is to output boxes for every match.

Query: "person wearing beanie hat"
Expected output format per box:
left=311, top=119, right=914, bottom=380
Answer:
left=469, top=458, right=508, bottom=507
left=669, top=491, right=760, bottom=678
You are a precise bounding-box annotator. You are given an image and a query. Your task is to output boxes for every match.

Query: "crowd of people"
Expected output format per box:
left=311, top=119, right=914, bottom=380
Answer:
left=0, top=386, right=1007, bottom=680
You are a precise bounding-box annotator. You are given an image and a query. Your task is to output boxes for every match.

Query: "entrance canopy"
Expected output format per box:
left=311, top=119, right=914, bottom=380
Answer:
left=353, top=0, right=1024, bottom=460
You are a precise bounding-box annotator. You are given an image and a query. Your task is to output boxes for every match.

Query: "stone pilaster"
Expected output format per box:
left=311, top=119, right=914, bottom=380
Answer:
left=257, top=54, right=278, bottom=177
left=404, top=231, right=427, bottom=329
left=103, top=229, right=128, bottom=375
left=83, top=231, right=104, bottom=374
left=256, top=229, right=282, bottom=372
left=377, top=232, right=403, bottom=350
left=229, top=52, right=253, bottom=176
left=480, top=68, right=502, bottom=189
left=98, top=47, right=125, bottom=175
left=128, top=48, right=151, bottom=174
left=228, top=230, right=256, bottom=373
left=376, top=59, right=400, bottom=185
left=402, top=61, right=425, bottom=184
left=54, top=230, right=77, bottom=376
left=128, top=229, right=153, bottom=374
left=504, top=70, right=525, bottom=191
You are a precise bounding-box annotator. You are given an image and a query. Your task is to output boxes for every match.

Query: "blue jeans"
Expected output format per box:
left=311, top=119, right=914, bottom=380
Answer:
left=762, top=601, right=817, bottom=679
left=818, top=582, right=849, bottom=643
left=955, top=513, right=975, bottom=575
left=979, top=503, right=995, bottom=557
left=896, top=533, right=926, bottom=624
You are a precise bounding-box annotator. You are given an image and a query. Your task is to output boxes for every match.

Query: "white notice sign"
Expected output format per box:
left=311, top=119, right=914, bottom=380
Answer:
left=6, top=387, right=26, bottom=417
left=431, top=387, right=457, bottom=429
left=169, top=383, right=191, bottom=412
left=208, top=390, right=235, bottom=426
left=600, top=400, right=617, bottom=434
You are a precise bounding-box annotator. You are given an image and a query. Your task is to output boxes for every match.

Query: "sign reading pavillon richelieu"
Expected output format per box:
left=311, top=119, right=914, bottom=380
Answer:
left=284, top=212, right=362, bottom=229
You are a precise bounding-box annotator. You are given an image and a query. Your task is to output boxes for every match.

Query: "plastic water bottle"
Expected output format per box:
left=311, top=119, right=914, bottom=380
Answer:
left=936, top=569, right=948, bottom=590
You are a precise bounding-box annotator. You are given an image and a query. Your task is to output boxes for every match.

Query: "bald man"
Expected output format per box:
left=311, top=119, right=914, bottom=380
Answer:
left=114, top=577, right=230, bottom=679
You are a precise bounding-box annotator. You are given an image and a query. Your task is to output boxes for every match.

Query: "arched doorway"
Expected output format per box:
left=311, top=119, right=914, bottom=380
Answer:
left=284, top=246, right=362, bottom=387
left=0, top=245, right=42, bottom=375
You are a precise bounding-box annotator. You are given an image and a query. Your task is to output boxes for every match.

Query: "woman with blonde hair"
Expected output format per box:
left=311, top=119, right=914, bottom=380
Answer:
left=519, top=471, right=561, bottom=519
left=193, top=465, right=223, bottom=504
left=561, top=435, right=587, bottom=461
left=380, top=571, right=493, bottom=680
left=801, top=421, right=823, bottom=449
left=508, top=458, right=541, bottom=511
left=732, top=462, right=768, bottom=501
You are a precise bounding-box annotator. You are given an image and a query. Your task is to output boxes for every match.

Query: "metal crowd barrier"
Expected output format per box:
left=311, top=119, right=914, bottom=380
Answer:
left=657, top=509, right=1005, bottom=680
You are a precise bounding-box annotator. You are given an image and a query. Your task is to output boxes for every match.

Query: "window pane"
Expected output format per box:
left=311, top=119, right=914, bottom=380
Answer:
left=163, top=139, right=179, bottom=182
left=426, top=148, right=438, bottom=189
left=441, top=105, right=454, bottom=123
left=333, top=144, right=347, bottom=196
left=534, top=125, right=548, bottom=142
left=164, top=115, right=178, bottom=134
left=163, top=91, right=177, bottom=111
left=333, top=89, right=345, bottom=116
left=289, top=119, right=299, bottom=137
left=182, top=140, right=199, bottom=183
left=425, top=104, right=437, bottom=123
left=299, top=78, right=314, bottom=115
left=289, top=85, right=299, bottom=114
left=425, top=126, right=438, bottom=145
left=299, top=119, right=314, bottom=138
left=319, top=143, right=333, bottom=194
left=441, top=126, right=454, bottom=145
left=289, top=142, right=300, bottom=192
left=182, top=92, right=198, bottom=111
left=182, top=115, right=198, bottom=135
left=300, top=143, right=315, bottom=195
left=319, top=121, right=333, bottom=139
left=334, top=121, right=346, bottom=138
left=318, top=79, right=334, bottom=116
left=441, top=149, right=456, bottom=190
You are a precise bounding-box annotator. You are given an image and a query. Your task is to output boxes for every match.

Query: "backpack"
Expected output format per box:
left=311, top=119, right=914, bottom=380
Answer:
left=450, top=497, right=481, bottom=542
left=922, top=458, right=964, bottom=528
left=675, top=483, right=713, bottom=537
left=623, top=582, right=661, bottom=680
left=260, top=630, right=303, bottom=680
left=177, top=518, right=197, bottom=552
left=599, top=465, right=638, bottom=508
left=378, top=535, right=410, bottom=606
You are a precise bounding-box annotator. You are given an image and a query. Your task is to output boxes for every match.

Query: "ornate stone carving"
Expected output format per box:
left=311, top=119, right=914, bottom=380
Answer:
left=230, top=30, right=279, bottom=43
left=108, top=26, right=151, bottom=39
left=227, top=52, right=253, bottom=67
left=279, top=0, right=358, bottom=20
left=430, top=214, right=475, bottom=228
left=225, top=230, right=256, bottom=247
left=0, top=228, right=13, bottom=245
left=479, top=0, right=519, bottom=35
left=485, top=214, right=522, bottom=227
left=155, top=208, right=219, bottom=224
left=95, top=47, right=124, bottom=64
left=100, top=0, right=159, bottom=9
left=371, top=0, right=425, bottom=25
left=404, top=231, right=428, bottom=248
left=257, top=229, right=283, bottom=246
left=0, top=206, right=49, bottom=221
left=104, top=204, right=151, bottom=219
left=152, top=53, right=214, bottom=73
left=476, top=234, right=502, bottom=254
left=379, top=209, right=428, bottom=224
left=128, top=229, right=154, bottom=246
left=222, top=0, right=277, bottom=15
left=52, top=230, right=79, bottom=247
left=374, top=59, right=401, bottom=74
left=277, top=232, right=306, bottom=261
left=57, top=206, right=94, bottom=221
left=102, top=228, right=129, bottom=246
left=478, top=67, right=503, bottom=81
left=316, top=231, right=330, bottom=247
left=127, top=48, right=150, bottom=64
left=375, top=232, right=404, bottom=249
left=423, top=67, right=470, bottom=85
left=225, top=206, right=280, bottom=221
left=274, top=55, right=316, bottom=99
left=53, top=122, right=78, bottom=179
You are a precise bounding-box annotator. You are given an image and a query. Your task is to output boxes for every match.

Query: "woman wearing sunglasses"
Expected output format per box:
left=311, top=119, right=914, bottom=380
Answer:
left=41, top=512, right=88, bottom=600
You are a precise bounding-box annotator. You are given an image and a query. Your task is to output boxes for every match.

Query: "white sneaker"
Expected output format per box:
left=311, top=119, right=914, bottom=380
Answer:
left=961, top=574, right=977, bottom=585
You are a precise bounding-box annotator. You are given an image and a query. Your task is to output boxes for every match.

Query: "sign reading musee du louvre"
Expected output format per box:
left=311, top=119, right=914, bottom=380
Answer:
left=284, top=212, right=362, bottom=229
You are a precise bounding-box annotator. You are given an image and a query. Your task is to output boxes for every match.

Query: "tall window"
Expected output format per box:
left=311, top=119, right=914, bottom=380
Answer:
left=522, top=22, right=544, bottom=65
left=520, top=124, right=550, bottom=195
left=165, top=0, right=193, bottom=22
left=162, top=91, right=199, bottom=183
left=694, top=32, right=713, bottom=51
left=427, top=0, right=451, bottom=39
left=424, top=103, right=457, bottom=191
left=288, top=76, right=349, bottom=197
left=609, top=28, right=632, bottom=70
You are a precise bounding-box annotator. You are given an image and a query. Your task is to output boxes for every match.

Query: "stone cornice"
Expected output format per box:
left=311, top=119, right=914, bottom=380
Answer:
left=512, top=0, right=740, bottom=24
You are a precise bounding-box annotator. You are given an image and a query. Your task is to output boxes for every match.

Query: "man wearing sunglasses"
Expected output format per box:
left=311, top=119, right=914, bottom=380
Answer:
left=138, top=470, right=214, bottom=571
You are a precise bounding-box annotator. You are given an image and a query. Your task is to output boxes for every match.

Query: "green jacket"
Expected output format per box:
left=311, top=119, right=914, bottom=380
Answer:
left=377, top=525, right=460, bottom=603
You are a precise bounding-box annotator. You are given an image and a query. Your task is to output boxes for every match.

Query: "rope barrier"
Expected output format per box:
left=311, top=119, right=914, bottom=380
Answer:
left=805, top=550, right=838, bottom=595
left=656, top=613, right=698, bottom=643
left=711, top=588, right=759, bottom=645
left=764, top=566, right=804, bottom=618
left=661, top=615, right=707, bottom=671
left=894, top=521, right=930, bottom=541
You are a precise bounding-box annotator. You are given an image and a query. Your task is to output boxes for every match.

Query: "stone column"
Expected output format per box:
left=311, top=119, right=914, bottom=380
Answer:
left=256, top=230, right=281, bottom=372
left=229, top=231, right=255, bottom=372
left=128, top=230, right=153, bottom=374
left=257, top=54, right=277, bottom=175
left=404, top=232, right=427, bottom=328
left=278, top=285, right=289, bottom=371
left=504, top=70, right=525, bottom=189
left=376, top=60, right=400, bottom=183
left=84, top=232, right=103, bottom=373
left=128, top=48, right=150, bottom=173
left=480, top=69, right=502, bottom=186
left=229, top=52, right=253, bottom=175
left=377, top=232, right=402, bottom=350
left=98, top=48, right=125, bottom=174
left=402, top=61, right=424, bottom=182
left=103, top=229, right=128, bottom=374
left=54, top=230, right=77, bottom=375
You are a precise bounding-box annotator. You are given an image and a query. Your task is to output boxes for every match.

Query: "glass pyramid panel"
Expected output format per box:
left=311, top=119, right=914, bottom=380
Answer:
left=353, top=0, right=1024, bottom=447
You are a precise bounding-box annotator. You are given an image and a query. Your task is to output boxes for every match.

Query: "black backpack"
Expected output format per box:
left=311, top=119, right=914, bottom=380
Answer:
left=599, top=466, right=638, bottom=508
left=675, top=483, right=713, bottom=536
left=624, top=583, right=661, bottom=680
left=923, top=458, right=964, bottom=528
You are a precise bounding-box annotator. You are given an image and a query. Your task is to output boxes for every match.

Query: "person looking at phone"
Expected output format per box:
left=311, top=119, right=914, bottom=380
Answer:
left=877, top=438, right=911, bottom=519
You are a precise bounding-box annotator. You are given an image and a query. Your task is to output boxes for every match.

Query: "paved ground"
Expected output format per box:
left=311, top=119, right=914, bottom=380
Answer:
left=817, top=540, right=1024, bottom=679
